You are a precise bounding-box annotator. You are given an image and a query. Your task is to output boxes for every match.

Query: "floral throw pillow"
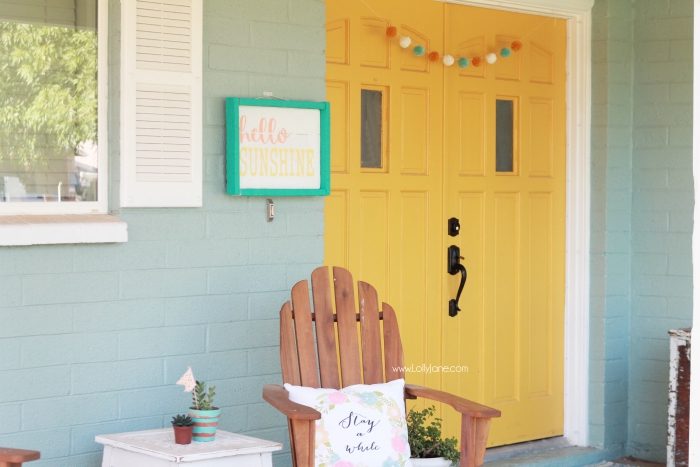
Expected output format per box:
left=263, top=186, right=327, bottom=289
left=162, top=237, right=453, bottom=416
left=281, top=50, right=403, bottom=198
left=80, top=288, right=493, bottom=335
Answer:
left=284, top=378, right=413, bottom=467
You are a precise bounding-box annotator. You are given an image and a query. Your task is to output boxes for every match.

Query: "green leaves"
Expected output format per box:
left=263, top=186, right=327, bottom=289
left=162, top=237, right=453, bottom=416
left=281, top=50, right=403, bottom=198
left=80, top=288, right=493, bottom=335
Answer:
left=191, top=380, right=217, bottom=410
left=0, top=21, right=97, bottom=167
left=171, top=414, right=194, bottom=426
left=407, top=405, right=460, bottom=463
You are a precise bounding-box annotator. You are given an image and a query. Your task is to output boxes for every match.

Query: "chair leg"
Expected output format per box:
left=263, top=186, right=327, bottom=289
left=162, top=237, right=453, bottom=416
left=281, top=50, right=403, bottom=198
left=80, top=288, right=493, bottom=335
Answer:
left=287, top=421, right=297, bottom=467
left=290, top=419, right=315, bottom=467
left=460, top=415, right=491, bottom=467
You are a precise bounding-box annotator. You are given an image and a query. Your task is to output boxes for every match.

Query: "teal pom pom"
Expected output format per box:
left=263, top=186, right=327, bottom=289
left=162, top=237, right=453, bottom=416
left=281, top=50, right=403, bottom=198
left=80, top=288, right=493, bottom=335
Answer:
left=457, top=57, right=469, bottom=68
left=500, top=47, right=511, bottom=57
left=413, top=45, right=425, bottom=56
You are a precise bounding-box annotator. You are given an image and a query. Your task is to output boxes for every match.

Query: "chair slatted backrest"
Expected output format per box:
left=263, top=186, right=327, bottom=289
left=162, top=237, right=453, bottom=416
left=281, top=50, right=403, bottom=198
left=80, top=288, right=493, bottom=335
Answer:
left=280, top=266, right=405, bottom=388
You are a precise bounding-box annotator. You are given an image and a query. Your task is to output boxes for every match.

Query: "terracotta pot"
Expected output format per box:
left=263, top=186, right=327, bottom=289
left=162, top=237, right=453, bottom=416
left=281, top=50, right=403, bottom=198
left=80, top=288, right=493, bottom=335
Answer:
left=172, top=425, right=193, bottom=445
left=189, top=408, right=222, bottom=442
left=411, top=457, right=453, bottom=467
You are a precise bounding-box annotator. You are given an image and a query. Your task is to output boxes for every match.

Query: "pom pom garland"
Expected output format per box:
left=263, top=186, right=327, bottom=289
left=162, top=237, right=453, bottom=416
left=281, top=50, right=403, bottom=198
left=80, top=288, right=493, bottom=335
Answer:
left=388, top=28, right=523, bottom=68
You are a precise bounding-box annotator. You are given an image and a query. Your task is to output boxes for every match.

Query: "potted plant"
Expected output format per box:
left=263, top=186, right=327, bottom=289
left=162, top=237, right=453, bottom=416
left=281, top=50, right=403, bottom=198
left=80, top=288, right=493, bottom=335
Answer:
left=171, top=414, right=194, bottom=445
left=407, top=405, right=460, bottom=466
left=188, top=380, right=221, bottom=442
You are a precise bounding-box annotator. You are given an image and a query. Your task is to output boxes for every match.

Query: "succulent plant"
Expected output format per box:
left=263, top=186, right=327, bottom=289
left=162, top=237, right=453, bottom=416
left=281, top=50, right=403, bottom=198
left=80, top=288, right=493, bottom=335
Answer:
left=171, top=414, right=194, bottom=427
left=190, top=380, right=217, bottom=410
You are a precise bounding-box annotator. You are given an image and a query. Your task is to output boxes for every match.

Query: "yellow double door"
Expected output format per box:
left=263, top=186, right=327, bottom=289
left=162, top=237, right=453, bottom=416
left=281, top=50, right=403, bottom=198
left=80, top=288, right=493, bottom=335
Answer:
left=325, top=0, right=566, bottom=446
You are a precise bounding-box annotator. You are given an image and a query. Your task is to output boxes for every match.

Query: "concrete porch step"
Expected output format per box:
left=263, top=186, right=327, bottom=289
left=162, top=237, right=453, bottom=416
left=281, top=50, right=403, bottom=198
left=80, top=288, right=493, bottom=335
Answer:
left=483, top=437, right=614, bottom=467
left=592, top=458, right=665, bottom=467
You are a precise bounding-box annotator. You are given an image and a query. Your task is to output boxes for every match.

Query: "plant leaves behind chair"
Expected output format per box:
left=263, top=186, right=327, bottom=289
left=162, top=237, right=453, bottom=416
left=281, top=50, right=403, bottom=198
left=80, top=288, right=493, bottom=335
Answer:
left=262, top=266, right=501, bottom=467
left=0, top=447, right=40, bottom=467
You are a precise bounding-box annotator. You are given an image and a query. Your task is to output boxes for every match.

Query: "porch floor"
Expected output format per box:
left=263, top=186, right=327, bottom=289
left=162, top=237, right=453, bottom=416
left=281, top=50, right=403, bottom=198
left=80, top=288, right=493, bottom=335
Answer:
left=482, top=438, right=662, bottom=466
left=484, top=437, right=610, bottom=466
left=597, top=458, right=665, bottom=467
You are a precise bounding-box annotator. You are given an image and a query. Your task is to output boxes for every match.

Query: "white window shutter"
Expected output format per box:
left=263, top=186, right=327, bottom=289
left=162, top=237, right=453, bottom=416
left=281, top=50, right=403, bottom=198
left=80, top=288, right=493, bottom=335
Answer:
left=121, top=0, right=203, bottom=207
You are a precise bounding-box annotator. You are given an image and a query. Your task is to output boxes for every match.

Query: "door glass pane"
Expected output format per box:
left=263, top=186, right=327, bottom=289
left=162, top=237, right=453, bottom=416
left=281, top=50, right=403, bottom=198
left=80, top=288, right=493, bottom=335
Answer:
left=496, top=99, right=514, bottom=173
left=361, top=89, right=383, bottom=168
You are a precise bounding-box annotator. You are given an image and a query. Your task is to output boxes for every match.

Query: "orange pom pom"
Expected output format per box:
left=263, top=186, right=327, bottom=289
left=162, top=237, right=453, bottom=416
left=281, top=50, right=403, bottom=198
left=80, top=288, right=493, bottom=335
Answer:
left=471, top=56, right=481, bottom=67
left=428, top=51, right=440, bottom=62
left=386, top=26, right=398, bottom=37
left=511, top=40, right=522, bottom=51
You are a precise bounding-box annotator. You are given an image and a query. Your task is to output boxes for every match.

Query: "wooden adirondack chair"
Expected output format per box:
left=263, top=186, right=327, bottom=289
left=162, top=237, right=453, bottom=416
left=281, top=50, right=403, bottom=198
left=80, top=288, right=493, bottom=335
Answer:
left=262, top=266, right=500, bottom=467
left=0, top=447, right=39, bottom=467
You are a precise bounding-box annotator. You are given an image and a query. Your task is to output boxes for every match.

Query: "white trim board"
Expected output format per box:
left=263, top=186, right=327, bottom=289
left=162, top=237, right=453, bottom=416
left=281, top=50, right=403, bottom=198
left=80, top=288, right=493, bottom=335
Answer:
left=0, top=215, right=127, bottom=246
left=441, top=0, right=594, bottom=16
left=440, top=0, right=593, bottom=447
left=689, top=0, right=699, bottom=464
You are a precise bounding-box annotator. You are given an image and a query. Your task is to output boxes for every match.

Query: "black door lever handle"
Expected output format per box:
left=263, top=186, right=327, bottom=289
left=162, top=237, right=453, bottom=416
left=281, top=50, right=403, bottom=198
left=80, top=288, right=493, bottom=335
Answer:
left=447, top=245, right=468, bottom=317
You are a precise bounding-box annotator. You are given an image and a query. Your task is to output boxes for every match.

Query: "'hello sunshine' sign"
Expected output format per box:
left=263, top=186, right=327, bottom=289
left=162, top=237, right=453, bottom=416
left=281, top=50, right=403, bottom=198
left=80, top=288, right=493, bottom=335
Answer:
left=225, top=98, right=330, bottom=196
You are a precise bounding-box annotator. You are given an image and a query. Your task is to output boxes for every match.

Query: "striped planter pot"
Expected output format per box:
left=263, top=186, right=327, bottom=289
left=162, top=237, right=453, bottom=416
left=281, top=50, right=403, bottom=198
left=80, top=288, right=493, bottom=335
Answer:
left=188, top=408, right=221, bottom=442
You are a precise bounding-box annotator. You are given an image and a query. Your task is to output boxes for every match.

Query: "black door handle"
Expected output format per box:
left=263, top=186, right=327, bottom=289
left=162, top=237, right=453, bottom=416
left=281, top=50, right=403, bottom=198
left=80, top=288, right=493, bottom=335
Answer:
left=447, top=245, right=467, bottom=317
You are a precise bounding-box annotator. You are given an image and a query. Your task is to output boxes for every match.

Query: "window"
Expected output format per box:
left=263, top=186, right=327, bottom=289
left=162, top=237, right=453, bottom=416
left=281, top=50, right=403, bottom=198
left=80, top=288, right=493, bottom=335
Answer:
left=496, top=97, right=518, bottom=174
left=360, top=86, right=387, bottom=170
left=0, top=0, right=107, bottom=214
left=361, top=89, right=384, bottom=169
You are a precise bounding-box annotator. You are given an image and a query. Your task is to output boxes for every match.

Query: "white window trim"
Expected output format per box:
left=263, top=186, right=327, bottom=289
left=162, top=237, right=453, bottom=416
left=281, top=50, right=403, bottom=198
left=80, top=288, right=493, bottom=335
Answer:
left=0, top=215, right=127, bottom=246
left=0, top=0, right=109, bottom=215
left=0, top=0, right=126, bottom=246
left=440, top=0, right=593, bottom=447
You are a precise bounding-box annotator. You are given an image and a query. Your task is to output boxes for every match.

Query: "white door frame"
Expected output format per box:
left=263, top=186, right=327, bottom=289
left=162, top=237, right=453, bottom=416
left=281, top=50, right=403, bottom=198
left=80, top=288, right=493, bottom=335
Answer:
left=689, top=0, right=699, bottom=463
left=441, top=0, right=594, bottom=446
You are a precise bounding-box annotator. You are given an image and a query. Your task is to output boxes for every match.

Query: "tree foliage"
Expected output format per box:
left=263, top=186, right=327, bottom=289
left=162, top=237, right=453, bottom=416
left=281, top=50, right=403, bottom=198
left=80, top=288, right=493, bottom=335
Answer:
left=0, top=21, right=97, bottom=167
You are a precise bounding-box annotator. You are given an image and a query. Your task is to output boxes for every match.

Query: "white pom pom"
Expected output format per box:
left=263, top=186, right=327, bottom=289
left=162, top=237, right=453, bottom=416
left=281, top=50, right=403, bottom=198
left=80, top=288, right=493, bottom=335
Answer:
left=399, top=36, right=412, bottom=49
left=443, top=54, right=455, bottom=66
left=486, top=52, right=498, bottom=64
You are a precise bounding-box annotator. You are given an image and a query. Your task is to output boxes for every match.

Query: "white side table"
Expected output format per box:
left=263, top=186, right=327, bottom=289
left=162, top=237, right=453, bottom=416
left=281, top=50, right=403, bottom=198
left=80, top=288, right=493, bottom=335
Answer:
left=96, top=428, right=282, bottom=466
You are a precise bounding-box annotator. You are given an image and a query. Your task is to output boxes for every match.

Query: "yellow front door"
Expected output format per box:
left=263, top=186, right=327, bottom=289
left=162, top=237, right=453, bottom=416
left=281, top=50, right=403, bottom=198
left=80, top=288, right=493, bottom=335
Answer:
left=325, top=0, right=567, bottom=446
left=441, top=5, right=567, bottom=445
left=325, top=0, right=445, bottom=391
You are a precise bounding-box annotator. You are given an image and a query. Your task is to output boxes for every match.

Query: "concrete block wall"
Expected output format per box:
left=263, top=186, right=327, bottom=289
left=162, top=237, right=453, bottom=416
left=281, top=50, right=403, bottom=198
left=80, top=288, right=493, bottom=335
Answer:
left=591, top=0, right=693, bottom=461
left=589, top=0, right=633, bottom=454
left=629, top=0, right=693, bottom=461
left=0, top=0, right=325, bottom=465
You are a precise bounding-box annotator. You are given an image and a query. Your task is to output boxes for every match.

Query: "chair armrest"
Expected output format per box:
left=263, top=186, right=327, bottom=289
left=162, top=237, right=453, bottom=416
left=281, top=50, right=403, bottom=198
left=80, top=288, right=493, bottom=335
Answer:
left=0, top=447, right=40, bottom=463
left=262, top=384, right=322, bottom=421
left=405, top=384, right=501, bottom=419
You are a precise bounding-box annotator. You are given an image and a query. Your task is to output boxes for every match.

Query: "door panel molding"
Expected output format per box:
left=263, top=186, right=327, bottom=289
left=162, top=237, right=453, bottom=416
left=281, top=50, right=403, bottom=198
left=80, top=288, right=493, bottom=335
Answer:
left=442, top=0, right=593, bottom=447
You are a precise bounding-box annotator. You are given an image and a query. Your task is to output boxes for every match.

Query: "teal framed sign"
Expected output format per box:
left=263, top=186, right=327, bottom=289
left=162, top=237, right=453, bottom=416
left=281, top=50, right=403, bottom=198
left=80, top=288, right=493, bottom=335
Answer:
left=225, top=98, right=330, bottom=196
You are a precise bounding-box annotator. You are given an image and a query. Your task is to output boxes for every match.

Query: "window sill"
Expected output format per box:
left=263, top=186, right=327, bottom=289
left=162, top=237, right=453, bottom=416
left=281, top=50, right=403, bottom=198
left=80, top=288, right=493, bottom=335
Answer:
left=0, top=215, right=128, bottom=246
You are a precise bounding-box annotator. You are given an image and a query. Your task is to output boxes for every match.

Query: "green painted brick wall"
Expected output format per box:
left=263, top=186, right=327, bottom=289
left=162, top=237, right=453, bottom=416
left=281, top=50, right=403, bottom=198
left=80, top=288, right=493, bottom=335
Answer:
left=629, top=0, right=693, bottom=461
left=0, top=0, right=324, bottom=465
left=591, top=0, right=693, bottom=462
left=589, top=0, right=634, bottom=455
